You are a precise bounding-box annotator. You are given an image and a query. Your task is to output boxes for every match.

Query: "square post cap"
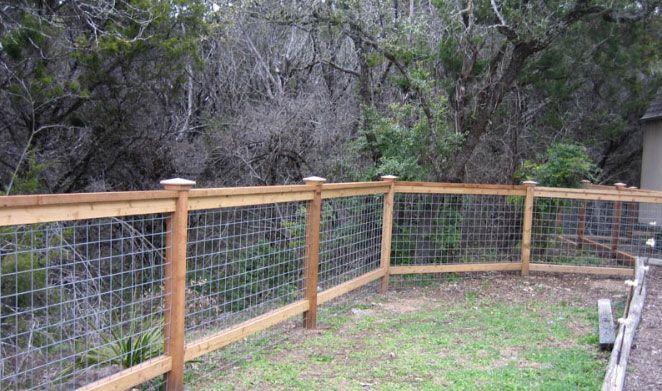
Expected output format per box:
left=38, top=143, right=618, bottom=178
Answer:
left=160, top=178, right=196, bottom=190
left=614, top=182, right=627, bottom=189
left=522, top=180, right=538, bottom=186
left=381, top=175, right=398, bottom=182
left=303, top=176, right=327, bottom=185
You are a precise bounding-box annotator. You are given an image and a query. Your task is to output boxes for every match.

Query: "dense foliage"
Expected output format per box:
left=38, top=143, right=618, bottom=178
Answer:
left=0, top=1, right=660, bottom=191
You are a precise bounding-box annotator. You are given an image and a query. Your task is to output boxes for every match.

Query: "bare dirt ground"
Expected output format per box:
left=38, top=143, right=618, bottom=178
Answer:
left=626, top=265, right=662, bottom=391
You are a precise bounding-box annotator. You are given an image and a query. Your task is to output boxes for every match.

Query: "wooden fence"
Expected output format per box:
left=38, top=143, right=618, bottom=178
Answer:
left=1, top=177, right=660, bottom=390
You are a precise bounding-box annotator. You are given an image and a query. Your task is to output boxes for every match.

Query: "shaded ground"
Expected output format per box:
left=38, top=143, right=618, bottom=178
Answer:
left=187, top=273, right=625, bottom=390
left=626, top=265, right=662, bottom=391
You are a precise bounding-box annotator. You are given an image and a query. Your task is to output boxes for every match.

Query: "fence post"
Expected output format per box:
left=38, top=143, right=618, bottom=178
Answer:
left=379, top=175, right=398, bottom=294
left=161, top=178, right=195, bottom=391
left=520, top=181, right=537, bottom=276
left=577, top=179, right=592, bottom=249
left=611, top=183, right=626, bottom=258
left=302, top=176, right=325, bottom=329
left=626, top=186, right=638, bottom=239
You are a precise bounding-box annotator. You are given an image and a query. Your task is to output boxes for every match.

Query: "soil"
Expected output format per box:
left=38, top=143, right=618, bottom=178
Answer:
left=625, top=265, right=662, bottom=391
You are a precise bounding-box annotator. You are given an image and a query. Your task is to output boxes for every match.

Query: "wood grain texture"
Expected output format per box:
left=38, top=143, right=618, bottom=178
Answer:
left=76, top=356, right=172, bottom=391
left=389, top=263, right=522, bottom=275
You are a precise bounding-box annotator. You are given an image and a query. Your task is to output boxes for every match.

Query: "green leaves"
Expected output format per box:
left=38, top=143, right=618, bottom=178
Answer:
left=515, top=143, right=600, bottom=188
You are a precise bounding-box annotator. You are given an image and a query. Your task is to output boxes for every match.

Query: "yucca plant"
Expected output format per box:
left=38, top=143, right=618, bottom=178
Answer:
left=58, top=317, right=164, bottom=382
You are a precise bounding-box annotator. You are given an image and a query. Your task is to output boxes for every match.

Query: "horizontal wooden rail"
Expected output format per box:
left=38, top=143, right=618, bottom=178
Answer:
left=395, top=182, right=526, bottom=196
left=529, top=263, right=633, bottom=276
left=390, top=262, right=522, bottom=275
left=188, top=191, right=313, bottom=210
left=189, top=184, right=311, bottom=198
left=534, top=187, right=662, bottom=203
left=0, top=198, right=176, bottom=227
left=77, top=356, right=172, bottom=391
left=317, top=269, right=385, bottom=305
left=184, top=299, right=309, bottom=361
left=0, top=190, right=177, bottom=208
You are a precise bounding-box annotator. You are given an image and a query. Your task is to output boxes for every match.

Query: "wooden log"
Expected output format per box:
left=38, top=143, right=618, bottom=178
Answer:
left=161, top=178, right=195, bottom=391
left=602, top=258, right=648, bottom=391
left=302, top=176, right=325, bottom=329
left=598, top=299, right=616, bottom=350
left=389, top=262, right=522, bottom=275
left=379, top=175, right=397, bottom=293
left=521, top=181, right=537, bottom=276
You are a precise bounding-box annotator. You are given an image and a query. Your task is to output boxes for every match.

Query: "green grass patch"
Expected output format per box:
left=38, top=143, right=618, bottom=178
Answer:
left=192, top=295, right=608, bottom=390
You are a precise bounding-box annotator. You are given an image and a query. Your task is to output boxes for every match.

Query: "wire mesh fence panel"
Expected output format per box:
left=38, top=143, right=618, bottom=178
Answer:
left=0, top=215, right=169, bottom=390
left=185, top=202, right=307, bottom=339
left=531, top=197, right=660, bottom=267
left=391, top=193, right=524, bottom=266
left=318, top=195, right=383, bottom=290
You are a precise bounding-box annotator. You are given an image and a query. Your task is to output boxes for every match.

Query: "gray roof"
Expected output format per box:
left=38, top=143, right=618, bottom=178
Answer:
left=642, top=88, right=662, bottom=122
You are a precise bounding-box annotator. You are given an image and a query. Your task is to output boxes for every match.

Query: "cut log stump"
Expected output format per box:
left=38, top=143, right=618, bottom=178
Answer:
left=598, top=299, right=616, bottom=350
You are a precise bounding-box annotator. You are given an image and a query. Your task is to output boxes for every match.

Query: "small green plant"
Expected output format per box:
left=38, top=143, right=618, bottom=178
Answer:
left=60, top=317, right=163, bottom=382
left=514, top=143, right=600, bottom=188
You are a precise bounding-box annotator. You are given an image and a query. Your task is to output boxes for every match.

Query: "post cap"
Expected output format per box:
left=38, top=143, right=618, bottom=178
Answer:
left=614, top=182, right=627, bottom=189
left=522, top=180, right=538, bottom=186
left=381, top=175, right=398, bottom=182
left=628, top=186, right=638, bottom=190
left=580, top=179, right=592, bottom=184
left=303, top=176, right=327, bottom=185
left=160, top=178, right=196, bottom=190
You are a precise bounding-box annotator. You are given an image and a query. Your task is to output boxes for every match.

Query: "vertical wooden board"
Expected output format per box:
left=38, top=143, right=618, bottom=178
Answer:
left=598, top=299, right=616, bottom=350
left=302, top=178, right=324, bottom=329
left=379, top=176, right=397, bottom=293
left=520, top=183, right=536, bottom=276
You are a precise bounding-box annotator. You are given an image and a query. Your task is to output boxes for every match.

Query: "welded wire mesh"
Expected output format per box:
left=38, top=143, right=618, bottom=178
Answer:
left=185, top=202, right=307, bottom=338
left=391, top=193, right=524, bottom=266
left=0, top=215, right=169, bottom=390
left=531, top=197, right=661, bottom=267
left=318, top=195, right=383, bottom=290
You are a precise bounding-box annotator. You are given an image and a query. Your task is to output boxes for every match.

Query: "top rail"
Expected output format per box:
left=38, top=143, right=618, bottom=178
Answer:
left=534, top=186, right=662, bottom=203
left=394, top=181, right=527, bottom=196
left=4, top=180, right=662, bottom=227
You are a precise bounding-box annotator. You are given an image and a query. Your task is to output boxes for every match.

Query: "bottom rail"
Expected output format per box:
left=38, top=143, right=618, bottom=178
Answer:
left=529, top=263, right=633, bottom=277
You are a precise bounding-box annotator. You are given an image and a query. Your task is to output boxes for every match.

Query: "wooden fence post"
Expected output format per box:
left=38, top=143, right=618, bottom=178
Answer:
left=302, top=176, right=325, bottom=329
left=626, top=186, right=638, bottom=240
left=577, top=179, right=591, bottom=249
left=521, top=181, right=537, bottom=276
left=161, top=178, right=195, bottom=391
left=379, top=175, right=397, bottom=293
left=611, top=183, right=626, bottom=258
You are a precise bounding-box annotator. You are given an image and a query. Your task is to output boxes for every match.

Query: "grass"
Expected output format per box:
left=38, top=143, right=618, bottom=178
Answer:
left=190, top=286, right=609, bottom=390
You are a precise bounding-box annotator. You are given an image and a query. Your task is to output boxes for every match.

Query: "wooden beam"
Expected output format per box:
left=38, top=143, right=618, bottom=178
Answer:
left=321, top=182, right=391, bottom=190
left=188, top=191, right=313, bottom=211
left=0, top=190, right=177, bottom=208
left=520, top=181, right=537, bottom=276
left=603, top=258, right=648, bottom=391
left=529, top=263, right=633, bottom=276
left=189, top=184, right=311, bottom=198
left=321, top=187, right=388, bottom=199
left=577, top=200, right=587, bottom=249
left=302, top=176, right=324, bottom=329
left=395, top=181, right=526, bottom=191
left=534, top=187, right=662, bottom=204
left=184, top=300, right=309, bottom=361
left=77, top=356, right=172, bottom=391
left=394, top=185, right=526, bottom=196
left=161, top=178, right=195, bottom=391
left=598, top=299, right=616, bottom=350
left=577, top=237, right=636, bottom=264
left=0, top=198, right=176, bottom=227
left=318, top=269, right=386, bottom=305
left=389, top=262, right=522, bottom=275
left=379, top=175, right=397, bottom=293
